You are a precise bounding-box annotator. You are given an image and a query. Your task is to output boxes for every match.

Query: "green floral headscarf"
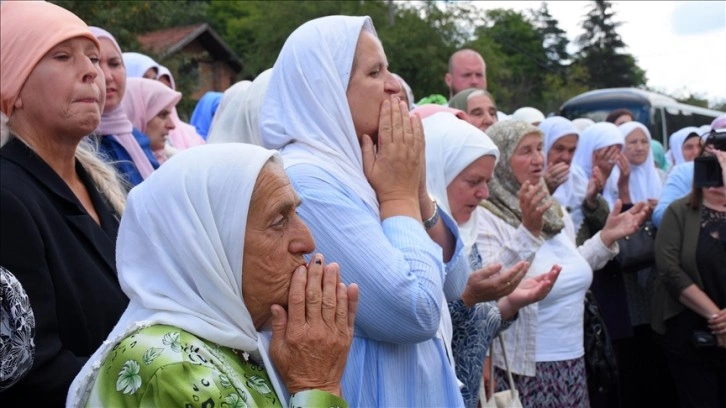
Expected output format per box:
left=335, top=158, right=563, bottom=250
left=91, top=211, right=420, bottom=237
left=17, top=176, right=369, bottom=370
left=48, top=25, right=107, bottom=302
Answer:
left=480, top=120, right=565, bottom=239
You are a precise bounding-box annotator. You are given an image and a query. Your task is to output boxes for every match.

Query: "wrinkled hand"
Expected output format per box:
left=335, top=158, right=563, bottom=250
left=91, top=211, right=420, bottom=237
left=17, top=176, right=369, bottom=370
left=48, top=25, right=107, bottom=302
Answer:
left=600, top=200, right=648, bottom=247
left=593, top=145, right=621, bottom=181
left=270, top=254, right=359, bottom=397
left=544, top=162, right=570, bottom=194
left=506, top=265, right=562, bottom=310
left=461, top=261, right=529, bottom=307
left=585, top=167, right=605, bottom=209
left=615, top=153, right=631, bottom=187
left=708, top=309, right=726, bottom=335
left=519, top=180, right=554, bottom=238
left=717, top=333, right=726, bottom=349
left=362, top=97, right=423, bottom=210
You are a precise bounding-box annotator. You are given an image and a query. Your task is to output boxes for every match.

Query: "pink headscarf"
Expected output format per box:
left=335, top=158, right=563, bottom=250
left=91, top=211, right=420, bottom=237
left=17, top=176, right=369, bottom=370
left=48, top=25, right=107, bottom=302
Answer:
left=410, top=104, right=468, bottom=120
left=155, top=66, right=205, bottom=149
left=121, top=78, right=182, bottom=134
left=1, top=1, right=99, bottom=117
left=89, top=26, right=156, bottom=179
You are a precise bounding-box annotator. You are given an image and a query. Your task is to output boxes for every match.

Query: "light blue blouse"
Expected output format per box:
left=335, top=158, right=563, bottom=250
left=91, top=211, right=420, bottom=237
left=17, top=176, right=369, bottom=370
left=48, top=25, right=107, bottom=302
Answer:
left=286, top=162, right=469, bottom=407
left=653, top=161, right=693, bottom=227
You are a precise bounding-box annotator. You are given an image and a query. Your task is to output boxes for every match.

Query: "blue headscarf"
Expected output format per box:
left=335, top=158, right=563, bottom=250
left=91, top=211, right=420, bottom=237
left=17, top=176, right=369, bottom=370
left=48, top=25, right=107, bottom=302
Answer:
left=190, top=92, right=223, bottom=139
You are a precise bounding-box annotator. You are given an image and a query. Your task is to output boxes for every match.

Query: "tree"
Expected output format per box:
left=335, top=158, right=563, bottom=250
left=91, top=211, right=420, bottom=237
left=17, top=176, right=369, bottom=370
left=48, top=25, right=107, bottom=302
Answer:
left=573, top=0, right=646, bottom=89
left=531, top=2, right=570, bottom=75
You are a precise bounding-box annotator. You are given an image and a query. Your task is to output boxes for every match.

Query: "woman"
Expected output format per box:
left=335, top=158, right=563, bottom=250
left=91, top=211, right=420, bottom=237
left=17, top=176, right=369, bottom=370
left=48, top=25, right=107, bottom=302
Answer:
left=122, top=52, right=158, bottom=79
left=89, top=27, right=157, bottom=187
left=449, top=88, right=499, bottom=132
left=568, top=122, right=625, bottom=233
left=121, top=77, right=181, bottom=165
left=476, top=120, right=646, bottom=407
left=0, top=2, right=129, bottom=404
left=68, top=144, right=357, bottom=407
left=511, top=106, right=545, bottom=126
left=260, top=15, right=472, bottom=407
left=423, top=112, right=560, bottom=408
left=667, top=126, right=702, bottom=167
left=652, top=148, right=726, bottom=407
left=190, top=91, right=223, bottom=139
left=207, top=68, right=273, bottom=145
left=154, top=64, right=206, bottom=150
left=392, top=73, right=415, bottom=110
left=605, top=109, right=634, bottom=126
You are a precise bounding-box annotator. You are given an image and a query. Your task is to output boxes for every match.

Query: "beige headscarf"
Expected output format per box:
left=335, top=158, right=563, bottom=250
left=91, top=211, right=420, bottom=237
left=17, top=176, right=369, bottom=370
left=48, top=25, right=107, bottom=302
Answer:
left=0, top=1, right=99, bottom=117
left=481, top=120, right=565, bottom=239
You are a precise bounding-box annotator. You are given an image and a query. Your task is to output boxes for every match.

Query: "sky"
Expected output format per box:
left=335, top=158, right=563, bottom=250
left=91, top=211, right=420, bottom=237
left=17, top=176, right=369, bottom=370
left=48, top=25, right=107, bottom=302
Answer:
left=472, top=1, right=726, bottom=106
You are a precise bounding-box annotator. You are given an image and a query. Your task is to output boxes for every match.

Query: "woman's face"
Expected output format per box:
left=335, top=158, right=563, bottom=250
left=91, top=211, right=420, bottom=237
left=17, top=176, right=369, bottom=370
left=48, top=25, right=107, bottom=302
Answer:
left=623, top=128, right=650, bottom=166
left=447, top=155, right=496, bottom=224
left=510, top=133, right=545, bottom=185
left=142, top=67, right=158, bottom=79
left=682, top=136, right=702, bottom=162
left=15, top=37, right=105, bottom=138
left=242, top=162, right=315, bottom=329
left=145, top=107, right=175, bottom=150
left=466, top=93, right=497, bottom=132
left=158, top=74, right=173, bottom=89
left=98, top=38, right=125, bottom=112
left=547, top=134, right=578, bottom=166
left=346, top=30, right=401, bottom=143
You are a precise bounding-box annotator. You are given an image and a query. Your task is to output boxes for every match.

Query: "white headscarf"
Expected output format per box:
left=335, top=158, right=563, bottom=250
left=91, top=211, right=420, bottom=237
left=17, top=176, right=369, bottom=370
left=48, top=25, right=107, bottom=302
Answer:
left=539, top=116, right=584, bottom=216
left=510, top=106, right=545, bottom=125
left=422, top=112, right=499, bottom=254
left=667, top=126, right=700, bottom=166
left=208, top=68, right=273, bottom=145
left=259, top=15, right=380, bottom=215
left=122, top=52, right=159, bottom=78
left=568, top=122, right=624, bottom=228
left=67, top=143, right=287, bottom=406
left=572, top=117, right=595, bottom=132
left=604, top=121, right=662, bottom=207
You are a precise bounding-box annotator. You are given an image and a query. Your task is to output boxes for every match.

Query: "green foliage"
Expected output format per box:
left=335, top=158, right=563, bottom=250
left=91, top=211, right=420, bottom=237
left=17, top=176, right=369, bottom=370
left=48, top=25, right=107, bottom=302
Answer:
left=573, top=0, right=646, bottom=89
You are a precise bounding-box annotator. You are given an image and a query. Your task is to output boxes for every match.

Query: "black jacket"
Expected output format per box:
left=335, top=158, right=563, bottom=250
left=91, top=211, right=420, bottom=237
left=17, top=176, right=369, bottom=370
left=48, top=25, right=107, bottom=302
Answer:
left=0, top=138, right=128, bottom=406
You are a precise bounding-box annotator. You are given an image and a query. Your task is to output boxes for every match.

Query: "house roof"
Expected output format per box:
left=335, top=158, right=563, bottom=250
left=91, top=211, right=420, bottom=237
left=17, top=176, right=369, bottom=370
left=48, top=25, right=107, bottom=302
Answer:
left=138, top=23, right=242, bottom=72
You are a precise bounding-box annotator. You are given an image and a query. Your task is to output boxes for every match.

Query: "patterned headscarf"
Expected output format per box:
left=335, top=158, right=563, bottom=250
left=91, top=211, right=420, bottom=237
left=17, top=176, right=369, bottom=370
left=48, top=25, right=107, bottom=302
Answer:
left=481, top=120, right=565, bottom=239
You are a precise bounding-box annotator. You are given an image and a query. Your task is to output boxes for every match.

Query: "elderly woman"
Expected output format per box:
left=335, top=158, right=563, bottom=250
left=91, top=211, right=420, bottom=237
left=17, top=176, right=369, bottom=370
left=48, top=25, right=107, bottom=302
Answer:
left=423, top=112, right=560, bottom=408
left=122, top=52, right=158, bottom=79
left=259, top=15, right=491, bottom=407
left=67, top=144, right=357, bottom=407
left=121, top=77, right=181, bottom=165
left=652, top=148, right=726, bottom=407
left=0, top=2, right=129, bottom=404
left=476, top=120, right=647, bottom=407
left=449, top=88, right=499, bottom=132
left=90, top=27, right=157, bottom=187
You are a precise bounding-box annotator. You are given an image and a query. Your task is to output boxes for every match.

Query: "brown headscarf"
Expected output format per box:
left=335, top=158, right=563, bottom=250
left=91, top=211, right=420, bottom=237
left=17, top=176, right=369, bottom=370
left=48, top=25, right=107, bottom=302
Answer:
left=481, top=120, right=565, bottom=239
left=0, top=1, right=99, bottom=117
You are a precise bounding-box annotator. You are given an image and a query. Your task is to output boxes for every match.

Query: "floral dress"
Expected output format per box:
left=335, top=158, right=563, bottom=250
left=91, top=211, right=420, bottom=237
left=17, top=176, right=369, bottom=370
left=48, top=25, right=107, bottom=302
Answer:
left=85, top=324, right=346, bottom=407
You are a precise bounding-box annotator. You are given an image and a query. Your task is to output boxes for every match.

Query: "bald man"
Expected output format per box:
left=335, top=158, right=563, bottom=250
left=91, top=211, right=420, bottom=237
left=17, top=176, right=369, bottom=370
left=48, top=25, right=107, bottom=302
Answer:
left=444, top=49, right=487, bottom=98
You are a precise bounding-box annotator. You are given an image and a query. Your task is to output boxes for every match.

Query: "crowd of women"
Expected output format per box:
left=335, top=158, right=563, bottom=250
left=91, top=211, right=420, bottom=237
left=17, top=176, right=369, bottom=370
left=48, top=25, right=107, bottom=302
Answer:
left=1, top=2, right=724, bottom=408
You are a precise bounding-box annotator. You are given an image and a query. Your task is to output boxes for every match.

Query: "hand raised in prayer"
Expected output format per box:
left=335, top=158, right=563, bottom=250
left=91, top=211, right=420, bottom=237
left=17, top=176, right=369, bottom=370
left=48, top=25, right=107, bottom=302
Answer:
left=544, top=162, right=570, bottom=194
left=362, top=97, right=424, bottom=221
left=501, top=265, right=561, bottom=316
left=585, top=167, right=605, bottom=210
left=460, top=261, right=529, bottom=307
left=593, top=145, right=621, bottom=181
left=270, top=254, right=359, bottom=397
left=599, top=199, right=648, bottom=247
left=519, top=180, right=554, bottom=238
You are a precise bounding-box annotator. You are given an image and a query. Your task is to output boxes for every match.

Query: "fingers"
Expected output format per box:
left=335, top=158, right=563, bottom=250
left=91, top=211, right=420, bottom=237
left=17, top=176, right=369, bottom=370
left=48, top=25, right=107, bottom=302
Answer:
left=473, top=263, right=503, bottom=280
left=610, top=198, right=623, bottom=216
left=346, top=283, right=359, bottom=334
left=321, top=262, right=339, bottom=326
left=361, top=134, right=375, bottom=178
left=398, top=99, right=413, bottom=145
left=390, top=96, right=403, bottom=143
left=377, top=99, right=392, bottom=147
left=305, top=255, right=324, bottom=322
left=269, top=304, right=288, bottom=342
left=286, top=265, right=307, bottom=325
